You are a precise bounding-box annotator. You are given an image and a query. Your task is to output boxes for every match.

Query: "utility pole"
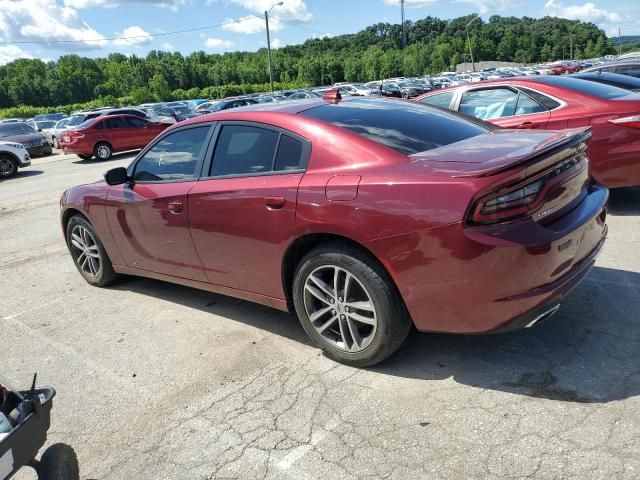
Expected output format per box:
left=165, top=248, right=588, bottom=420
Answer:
left=466, top=15, right=480, bottom=72
left=265, top=2, right=283, bottom=93
left=401, top=0, right=406, bottom=49
left=618, top=27, right=622, bottom=55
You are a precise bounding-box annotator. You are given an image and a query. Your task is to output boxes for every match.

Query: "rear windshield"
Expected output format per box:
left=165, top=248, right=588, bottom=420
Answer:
left=300, top=98, right=488, bottom=155
left=0, top=123, right=35, bottom=136
left=536, top=76, right=635, bottom=99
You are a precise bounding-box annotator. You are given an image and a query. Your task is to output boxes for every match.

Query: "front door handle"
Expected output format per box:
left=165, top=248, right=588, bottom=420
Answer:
left=264, top=197, right=285, bottom=209
left=168, top=201, right=183, bottom=213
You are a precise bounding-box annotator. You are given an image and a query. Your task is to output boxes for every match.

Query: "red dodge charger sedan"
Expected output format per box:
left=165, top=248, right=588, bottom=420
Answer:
left=59, top=114, right=169, bottom=161
left=60, top=96, right=608, bottom=366
left=414, top=76, right=640, bottom=188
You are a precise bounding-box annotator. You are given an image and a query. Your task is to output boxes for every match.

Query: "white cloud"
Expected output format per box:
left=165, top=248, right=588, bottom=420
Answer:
left=114, top=25, right=153, bottom=46
left=223, top=0, right=311, bottom=35
left=271, top=37, right=281, bottom=48
left=0, top=45, right=34, bottom=65
left=223, top=15, right=273, bottom=34
left=64, top=0, right=187, bottom=11
left=384, top=0, right=519, bottom=14
left=205, top=37, right=234, bottom=49
left=230, top=0, right=312, bottom=22
left=161, top=41, right=175, bottom=50
left=542, top=0, right=622, bottom=23
left=0, top=0, right=107, bottom=50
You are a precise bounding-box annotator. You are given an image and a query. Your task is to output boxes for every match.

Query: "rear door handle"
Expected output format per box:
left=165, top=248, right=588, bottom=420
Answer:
left=514, top=122, right=537, bottom=129
left=168, top=201, right=183, bottom=213
left=264, top=197, right=285, bottom=209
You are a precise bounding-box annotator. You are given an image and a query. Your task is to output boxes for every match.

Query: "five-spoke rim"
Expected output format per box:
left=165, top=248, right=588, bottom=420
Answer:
left=0, top=158, right=15, bottom=176
left=70, top=225, right=101, bottom=277
left=303, top=265, right=377, bottom=353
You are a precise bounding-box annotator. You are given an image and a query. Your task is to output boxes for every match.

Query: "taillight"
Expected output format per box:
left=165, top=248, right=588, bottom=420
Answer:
left=469, top=153, right=587, bottom=225
left=609, top=115, right=640, bottom=129
left=70, top=132, right=85, bottom=139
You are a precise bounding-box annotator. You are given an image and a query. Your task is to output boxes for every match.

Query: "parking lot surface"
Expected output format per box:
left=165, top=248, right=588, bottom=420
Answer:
left=2, top=153, right=640, bottom=479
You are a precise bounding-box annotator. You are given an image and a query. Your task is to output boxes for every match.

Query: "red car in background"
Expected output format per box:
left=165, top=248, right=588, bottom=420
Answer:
left=414, top=75, right=640, bottom=188
left=60, top=114, right=169, bottom=160
left=60, top=96, right=608, bottom=367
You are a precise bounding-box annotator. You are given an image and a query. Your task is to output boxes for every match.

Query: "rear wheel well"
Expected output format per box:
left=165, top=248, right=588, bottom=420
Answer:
left=282, top=233, right=401, bottom=312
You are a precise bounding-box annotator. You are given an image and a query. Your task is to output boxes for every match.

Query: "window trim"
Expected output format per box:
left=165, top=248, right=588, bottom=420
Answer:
left=200, top=120, right=312, bottom=180
left=127, top=122, right=216, bottom=184
left=454, top=85, right=564, bottom=120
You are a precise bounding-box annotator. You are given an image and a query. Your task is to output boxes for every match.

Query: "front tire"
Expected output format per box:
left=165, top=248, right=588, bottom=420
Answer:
left=77, top=154, right=92, bottom=161
left=292, top=244, right=411, bottom=367
left=37, top=443, right=80, bottom=480
left=0, top=155, right=18, bottom=179
left=94, top=142, right=112, bottom=160
left=66, top=215, right=117, bottom=287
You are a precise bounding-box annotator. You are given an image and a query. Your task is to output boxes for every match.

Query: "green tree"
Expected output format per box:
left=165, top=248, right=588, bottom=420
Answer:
left=149, top=74, right=171, bottom=101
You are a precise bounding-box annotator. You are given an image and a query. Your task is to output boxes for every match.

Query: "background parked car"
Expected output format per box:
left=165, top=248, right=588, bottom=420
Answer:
left=414, top=76, right=640, bottom=187
left=48, top=118, right=71, bottom=148
left=581, top=60, right=640, bottom=79
left=59, top=114, right=169, bottom=160
left=0, top=122, right=52, bottom=157
left=570, top=71, right=640, bottom=92
left=195, top=98, right=259, bottom=114
left=0, top=141, right=30, bottom=179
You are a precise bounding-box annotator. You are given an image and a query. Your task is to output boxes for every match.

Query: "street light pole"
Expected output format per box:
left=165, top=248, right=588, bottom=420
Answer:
left=401, top=0, right=406, bottom=49
left=466, top=15, right=480, bottom=72
left=265, top=2, right=283, bottom=93
left=618, top=27, right=622, bottom=55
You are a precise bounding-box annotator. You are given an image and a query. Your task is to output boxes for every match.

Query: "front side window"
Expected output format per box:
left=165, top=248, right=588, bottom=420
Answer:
left=125, top=117, right=150, bottom=128
left=615, top=65, right=640, bottom=78
left=133, top=126, right=210, bottom=182
left=459, top=88, right=520, bottom=119
left=418, top=91, right=454, bottom=109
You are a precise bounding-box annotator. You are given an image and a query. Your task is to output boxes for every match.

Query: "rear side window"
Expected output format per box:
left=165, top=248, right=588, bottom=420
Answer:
left=301, top=98, right=487, bottom=155
left=418, top=91, right=454, bottom=109
left=125, top=117, right=150, bottom=128
left=517, top=87, right=561, bottom=110
left=537, top=76, right=634, bottom=99
left=133, top=126, right=209, bottom=182
left=104, top=117, right=127, bottom=129
left=275, top=135, right=304, bottom=171
left=210, top=125, right=307, bottom=176
left=460, top=88, right=518, bottom=119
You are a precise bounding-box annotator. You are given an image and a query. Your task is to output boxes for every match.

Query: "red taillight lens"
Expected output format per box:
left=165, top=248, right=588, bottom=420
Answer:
left=69, top=132, right=85, bottom=139
left=609, top=115, right=640, bottom=129
left=470, top=153, right=587, bottom=225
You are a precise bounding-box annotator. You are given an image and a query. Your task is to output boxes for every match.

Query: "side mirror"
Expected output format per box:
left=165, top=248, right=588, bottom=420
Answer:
left=104, top=167, right=128, bottom=186
left=38, top=128, right=43, bottom=132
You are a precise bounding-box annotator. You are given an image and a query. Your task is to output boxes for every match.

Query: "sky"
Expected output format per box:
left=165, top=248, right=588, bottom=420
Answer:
left=0, top=0, right=638, bottom=65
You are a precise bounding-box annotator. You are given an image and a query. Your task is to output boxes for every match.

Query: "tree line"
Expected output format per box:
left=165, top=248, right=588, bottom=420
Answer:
left=0, top=14, right=614, bottom=113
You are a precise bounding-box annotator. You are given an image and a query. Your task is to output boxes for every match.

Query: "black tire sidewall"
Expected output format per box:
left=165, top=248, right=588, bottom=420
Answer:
left=293, top=247, right=408, bottom=367
left=66, top=215, right=114, bottom=287
left=38, top=443, right=79, bottom=480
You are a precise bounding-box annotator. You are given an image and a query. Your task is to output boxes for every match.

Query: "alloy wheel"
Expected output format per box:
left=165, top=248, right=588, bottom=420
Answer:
left=70, top=225, right=101, bottom=277
left=303, top=265, right=377, bottom=352
left=97, top=145, right=111, bottom=159
left=0, top=158, right=16, bottom=177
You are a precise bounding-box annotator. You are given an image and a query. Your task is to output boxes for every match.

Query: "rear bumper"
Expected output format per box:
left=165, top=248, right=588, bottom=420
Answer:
left=366, top=184, right=608, bottom=334
left=61, top=143, right=92, bottom=155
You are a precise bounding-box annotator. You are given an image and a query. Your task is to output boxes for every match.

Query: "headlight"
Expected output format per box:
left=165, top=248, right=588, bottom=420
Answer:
left=6, top=143, right=25, bottom=150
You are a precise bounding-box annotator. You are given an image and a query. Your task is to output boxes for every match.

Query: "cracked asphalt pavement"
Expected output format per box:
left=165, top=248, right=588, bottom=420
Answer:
left=2, top=153, right=640, bottom=479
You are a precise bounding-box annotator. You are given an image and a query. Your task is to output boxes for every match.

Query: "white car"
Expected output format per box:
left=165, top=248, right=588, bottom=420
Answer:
left=339, top=83, right=377, bottom=96
left=0, top=141, right=31, bottom=179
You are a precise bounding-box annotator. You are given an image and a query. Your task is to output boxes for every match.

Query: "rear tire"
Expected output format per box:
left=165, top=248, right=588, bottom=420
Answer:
left=37, top=443, right=80, bottom=480
left=292, top=243, right=411, bottom=367
left=0, top=155, right=17, bottom=179
left=52, top=136, right=59, bottom=149
left=94, top=142, right=112, bottom=160
left=66, top=215, right=118, bottom=287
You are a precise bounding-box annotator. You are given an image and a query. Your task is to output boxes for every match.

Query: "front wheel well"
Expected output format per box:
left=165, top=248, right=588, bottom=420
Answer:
left=281, top=233, right=401, bottom=312
left=61, top=208, right=88, bottom=235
